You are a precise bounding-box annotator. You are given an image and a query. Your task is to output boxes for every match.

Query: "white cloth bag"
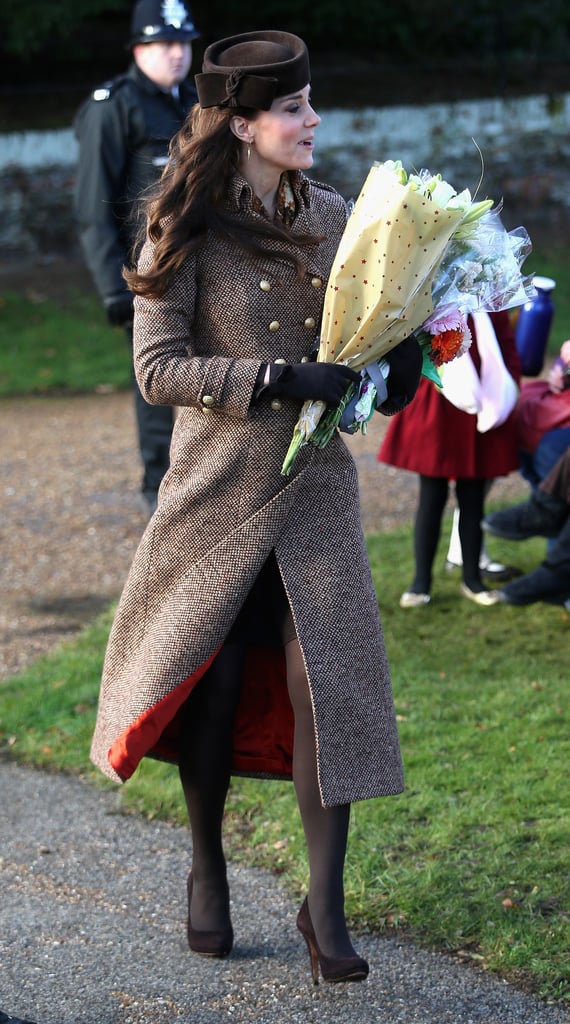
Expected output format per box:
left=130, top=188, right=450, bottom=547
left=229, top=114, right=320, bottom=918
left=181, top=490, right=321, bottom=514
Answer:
left=440, top=311, right=518, bottom=433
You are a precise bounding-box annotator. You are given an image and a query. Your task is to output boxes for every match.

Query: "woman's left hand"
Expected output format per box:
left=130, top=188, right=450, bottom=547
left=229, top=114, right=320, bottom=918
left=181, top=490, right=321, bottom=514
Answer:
left=383, top=334, right=422, bottom=406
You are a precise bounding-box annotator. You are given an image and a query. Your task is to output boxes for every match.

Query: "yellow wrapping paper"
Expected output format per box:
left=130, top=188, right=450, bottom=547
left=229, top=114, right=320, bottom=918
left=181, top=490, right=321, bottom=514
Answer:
left=281, top=161, right=474, bottom=474
left=319, top=162, right=465, bottom=370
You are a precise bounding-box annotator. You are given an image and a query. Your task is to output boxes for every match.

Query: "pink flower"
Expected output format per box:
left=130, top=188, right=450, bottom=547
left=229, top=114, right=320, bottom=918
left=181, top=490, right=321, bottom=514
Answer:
left=423, top=303, right=468, bottom=336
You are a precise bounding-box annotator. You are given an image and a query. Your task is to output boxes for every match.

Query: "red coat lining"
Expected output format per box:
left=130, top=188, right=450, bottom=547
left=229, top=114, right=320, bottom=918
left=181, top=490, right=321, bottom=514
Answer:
left=108, top=647, right=294, bottom=782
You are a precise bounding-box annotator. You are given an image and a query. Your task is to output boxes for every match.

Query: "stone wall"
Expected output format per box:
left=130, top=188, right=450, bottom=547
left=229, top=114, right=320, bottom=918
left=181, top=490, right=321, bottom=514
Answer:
left=1, top=165, right=80, bottom=261
left=1, top=93, right=570, bottom=264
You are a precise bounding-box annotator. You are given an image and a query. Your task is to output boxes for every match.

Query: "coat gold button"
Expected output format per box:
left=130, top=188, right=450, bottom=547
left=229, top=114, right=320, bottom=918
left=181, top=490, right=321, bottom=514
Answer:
left=271, top=398, right=283, bottom=411
left=311, top=277, right=322, bottom=288
left=260, top=279, right=271, bottom=291
left=304, top=317, right=316, bottom=329
left=301, top=356, right=310, bottom=363
left=202, top=394, right=215, bottom=407
left=274, top=357, right=287, bottom=364
left=269, top=320, right=280, bottom=332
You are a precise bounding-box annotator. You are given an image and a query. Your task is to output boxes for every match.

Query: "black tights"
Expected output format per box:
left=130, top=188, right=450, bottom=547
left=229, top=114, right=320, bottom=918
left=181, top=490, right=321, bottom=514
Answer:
left=411, top=475, right=487, bottom=593
left=178, top=645, right=245, bottom=931
left=178, top=638, right=355, bottom=957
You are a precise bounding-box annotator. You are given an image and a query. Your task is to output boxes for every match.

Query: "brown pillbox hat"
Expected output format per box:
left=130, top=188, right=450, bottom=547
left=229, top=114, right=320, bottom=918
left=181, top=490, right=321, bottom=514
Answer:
left=195, top=29, right=310, bottom=110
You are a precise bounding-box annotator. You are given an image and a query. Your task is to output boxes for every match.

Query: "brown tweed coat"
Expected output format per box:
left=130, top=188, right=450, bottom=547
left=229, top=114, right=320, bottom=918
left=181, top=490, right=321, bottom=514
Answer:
left=90, top=171, right=404, bottom=807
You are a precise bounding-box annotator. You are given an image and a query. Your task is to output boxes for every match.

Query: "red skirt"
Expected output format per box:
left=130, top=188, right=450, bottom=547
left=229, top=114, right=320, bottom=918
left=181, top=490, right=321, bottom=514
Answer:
left=378, top=377, right=521, bottom=480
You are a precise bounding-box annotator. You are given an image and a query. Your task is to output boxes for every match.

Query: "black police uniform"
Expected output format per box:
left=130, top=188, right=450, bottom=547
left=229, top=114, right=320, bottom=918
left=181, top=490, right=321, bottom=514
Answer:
left=73, top=60, right=198, bottom=510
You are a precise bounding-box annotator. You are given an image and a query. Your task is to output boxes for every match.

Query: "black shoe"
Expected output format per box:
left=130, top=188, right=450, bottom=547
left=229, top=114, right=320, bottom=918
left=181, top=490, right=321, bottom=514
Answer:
left=481, top=562, right=523, bottom=582
left=499, top=565, right=570, bottom=606
left=482, top=492, right=568, bottom=541
left=0, top=1012, right=37, bottom=1024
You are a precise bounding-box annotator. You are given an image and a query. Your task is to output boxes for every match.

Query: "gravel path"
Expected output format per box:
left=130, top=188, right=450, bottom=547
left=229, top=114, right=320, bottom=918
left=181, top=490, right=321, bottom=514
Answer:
left=0, top=391, right=528, bottom=680
left=2, top=760, right=569, bottom=1024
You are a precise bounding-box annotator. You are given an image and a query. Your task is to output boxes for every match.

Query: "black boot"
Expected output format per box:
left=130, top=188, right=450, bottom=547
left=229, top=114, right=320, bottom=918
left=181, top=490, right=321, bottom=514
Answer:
left=482, top=491, right=568, bottom=541
left=498, top=565, right=570, bottom=605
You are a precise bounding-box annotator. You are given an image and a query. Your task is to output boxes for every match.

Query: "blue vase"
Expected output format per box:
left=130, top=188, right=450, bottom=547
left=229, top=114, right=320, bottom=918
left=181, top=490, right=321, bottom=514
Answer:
left=515, top=275, right=556, bottom=377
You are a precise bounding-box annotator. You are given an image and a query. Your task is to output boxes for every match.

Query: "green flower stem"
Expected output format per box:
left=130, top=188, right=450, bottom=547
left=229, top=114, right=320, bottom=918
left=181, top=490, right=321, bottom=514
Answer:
left=311, top=382, right=357, bottom=448
left=281, top=429, right=304, bottom=476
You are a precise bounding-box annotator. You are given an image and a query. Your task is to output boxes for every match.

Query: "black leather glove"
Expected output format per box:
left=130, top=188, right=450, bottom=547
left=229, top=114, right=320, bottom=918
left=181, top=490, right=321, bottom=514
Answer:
left=267, top=362, right=360, bottom=405
left=384, top=334, right=423, bottom=404
left=104, top=293, right=134, bottom=327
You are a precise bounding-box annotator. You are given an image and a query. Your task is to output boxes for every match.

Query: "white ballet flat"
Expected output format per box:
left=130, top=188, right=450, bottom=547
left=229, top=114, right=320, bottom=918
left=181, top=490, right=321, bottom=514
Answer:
left=400, top=591, right=431, bottom=609
left=460, top=583, right=503, bottom=606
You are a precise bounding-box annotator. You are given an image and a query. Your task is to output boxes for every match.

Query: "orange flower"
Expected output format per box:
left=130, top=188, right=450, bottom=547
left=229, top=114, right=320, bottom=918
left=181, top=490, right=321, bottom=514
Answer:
left=430, top=328, right=465, bottom=366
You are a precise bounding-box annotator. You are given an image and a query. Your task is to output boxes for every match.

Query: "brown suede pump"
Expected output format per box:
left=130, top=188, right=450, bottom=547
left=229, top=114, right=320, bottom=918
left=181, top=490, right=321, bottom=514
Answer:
left=296, top=897, right=369, bottom=984
left=186, top=872, right=233, bottom=958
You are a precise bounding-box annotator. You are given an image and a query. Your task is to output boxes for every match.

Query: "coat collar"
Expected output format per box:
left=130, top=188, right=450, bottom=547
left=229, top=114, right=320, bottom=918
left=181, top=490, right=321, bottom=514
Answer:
left=227, top=170, right=312, bottom=217
left=223, top=171, right=332, bottom=278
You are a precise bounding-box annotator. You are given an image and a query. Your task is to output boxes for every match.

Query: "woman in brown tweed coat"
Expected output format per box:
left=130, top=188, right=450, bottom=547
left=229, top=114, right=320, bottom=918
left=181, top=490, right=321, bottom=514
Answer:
left=90, top=30, right=422, bottom=982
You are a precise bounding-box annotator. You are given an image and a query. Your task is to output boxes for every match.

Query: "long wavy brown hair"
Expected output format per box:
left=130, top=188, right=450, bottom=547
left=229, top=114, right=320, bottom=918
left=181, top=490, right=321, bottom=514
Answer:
left=124, top=104, right=323, bottom=298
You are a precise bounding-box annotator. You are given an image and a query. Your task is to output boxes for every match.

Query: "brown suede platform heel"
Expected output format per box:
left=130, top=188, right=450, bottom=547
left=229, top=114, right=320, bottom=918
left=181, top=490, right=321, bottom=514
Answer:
left=186, top=872, right=233, bottom=958
left=296, top=897, right=369, bottom=984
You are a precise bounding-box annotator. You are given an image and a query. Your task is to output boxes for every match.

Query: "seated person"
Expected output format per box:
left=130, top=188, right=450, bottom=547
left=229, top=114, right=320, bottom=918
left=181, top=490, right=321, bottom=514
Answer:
left=516, top=339, right=570, bottom=489
left=482, top=446, right=570, bottom=605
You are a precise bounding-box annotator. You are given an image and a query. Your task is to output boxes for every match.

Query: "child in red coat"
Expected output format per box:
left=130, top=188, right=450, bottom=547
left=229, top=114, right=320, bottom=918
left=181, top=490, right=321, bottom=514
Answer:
left=378, top=310, right=521, bottom=606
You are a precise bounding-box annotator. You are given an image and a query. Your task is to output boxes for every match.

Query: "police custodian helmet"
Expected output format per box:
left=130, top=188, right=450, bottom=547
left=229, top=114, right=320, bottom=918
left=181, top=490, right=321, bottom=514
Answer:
left=129, top=0, right=200, bottom=45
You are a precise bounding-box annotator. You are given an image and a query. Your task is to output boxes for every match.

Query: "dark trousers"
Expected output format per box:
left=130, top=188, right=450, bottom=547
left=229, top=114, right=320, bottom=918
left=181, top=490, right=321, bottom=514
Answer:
left=544, top=515, right=570, bottom=573
left=133, top=373, right=173, bottom=504
left=541, top=446, right=570, bottom=572
left=126, top=325, right=173, bottom=505
left=540, top=443, right=570, bottom=504
left=520, top=427, right=570, bottom=490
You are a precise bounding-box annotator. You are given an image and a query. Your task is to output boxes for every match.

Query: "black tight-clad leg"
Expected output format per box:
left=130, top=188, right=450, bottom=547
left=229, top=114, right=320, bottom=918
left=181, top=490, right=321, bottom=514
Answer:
left=411, top=476, right=487, bottom=594
left=178, top=625, right=356, bottom=957
left=456, top=478, right=487, bottom=592
left=284, top=637, right=356, bottom=959
left=410, top=475, right=448, bottom=594
left=178, top=643, right=245, bottom=932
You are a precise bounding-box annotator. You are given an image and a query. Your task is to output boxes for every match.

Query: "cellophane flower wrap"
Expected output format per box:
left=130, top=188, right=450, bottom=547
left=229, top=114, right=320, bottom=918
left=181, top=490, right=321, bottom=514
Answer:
left=281, top=159, right=533, bottom=475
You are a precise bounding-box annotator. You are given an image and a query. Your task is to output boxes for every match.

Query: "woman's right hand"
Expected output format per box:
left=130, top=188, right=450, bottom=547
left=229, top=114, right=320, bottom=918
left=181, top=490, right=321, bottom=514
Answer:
left=268, top=362, right=360, bottom=405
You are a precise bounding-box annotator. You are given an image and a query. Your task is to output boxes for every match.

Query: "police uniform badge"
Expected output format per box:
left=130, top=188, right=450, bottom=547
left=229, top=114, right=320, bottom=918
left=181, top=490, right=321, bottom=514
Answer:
left=161, top=0, right=191, bottom=28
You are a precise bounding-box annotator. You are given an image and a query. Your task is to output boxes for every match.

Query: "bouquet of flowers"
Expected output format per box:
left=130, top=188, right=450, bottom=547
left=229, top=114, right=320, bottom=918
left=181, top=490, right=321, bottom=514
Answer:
left=281, top=160, right=533, bottom=475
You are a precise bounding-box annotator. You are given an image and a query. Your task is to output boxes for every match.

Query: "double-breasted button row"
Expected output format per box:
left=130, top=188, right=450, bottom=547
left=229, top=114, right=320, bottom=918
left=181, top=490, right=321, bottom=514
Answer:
left=266, top=317, right=316, bottom=333
left=260, top=276, right=322, bottom=290
left=259, top=278, right=320, bottom=332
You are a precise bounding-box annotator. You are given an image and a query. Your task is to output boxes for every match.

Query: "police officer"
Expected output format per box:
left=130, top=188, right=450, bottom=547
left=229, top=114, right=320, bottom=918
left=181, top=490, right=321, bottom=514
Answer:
left=73, top=0, right=200, bottom=514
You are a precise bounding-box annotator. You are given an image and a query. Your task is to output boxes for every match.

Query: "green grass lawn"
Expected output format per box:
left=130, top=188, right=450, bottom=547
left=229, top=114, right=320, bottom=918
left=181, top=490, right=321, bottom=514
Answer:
left=1, top=524, right=568, bottom=1004
left=0, top=290, right=132, bottom=396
